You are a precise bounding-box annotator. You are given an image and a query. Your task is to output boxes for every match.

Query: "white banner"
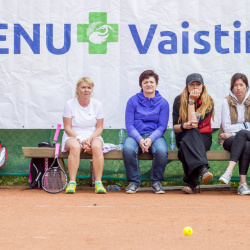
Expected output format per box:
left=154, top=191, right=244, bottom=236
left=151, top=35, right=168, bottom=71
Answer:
left=0, top=0, right=250, bottom=128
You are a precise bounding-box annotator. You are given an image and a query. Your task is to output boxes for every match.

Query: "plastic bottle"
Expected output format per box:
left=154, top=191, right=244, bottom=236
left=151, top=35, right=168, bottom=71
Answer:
left=106, top=185, right=120, bottom=191
left=119, top=128, right=125, bottom=150
left=169, top=128, right=176, bottom=150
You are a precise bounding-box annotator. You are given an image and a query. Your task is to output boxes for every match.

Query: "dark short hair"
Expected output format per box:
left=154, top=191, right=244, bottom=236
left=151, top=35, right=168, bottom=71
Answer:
left=139, top=70, right=159, bottom=88
left=231, top=73, right=248, bottom=90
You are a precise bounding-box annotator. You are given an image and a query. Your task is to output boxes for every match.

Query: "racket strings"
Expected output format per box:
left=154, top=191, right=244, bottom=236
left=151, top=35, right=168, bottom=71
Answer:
left=43, top=167, right=67, bottom=192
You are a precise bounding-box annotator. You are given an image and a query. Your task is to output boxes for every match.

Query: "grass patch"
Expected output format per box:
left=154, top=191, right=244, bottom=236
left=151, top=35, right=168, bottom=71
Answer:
left=0, top=176, right=239, bottom=190
left=0, top=176, right=30, bottom=186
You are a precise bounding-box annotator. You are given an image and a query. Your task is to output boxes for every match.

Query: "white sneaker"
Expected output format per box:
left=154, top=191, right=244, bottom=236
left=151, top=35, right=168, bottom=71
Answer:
left=219, top=170, right=232, bottom=184
left=238, top=183, right=250, bottom=195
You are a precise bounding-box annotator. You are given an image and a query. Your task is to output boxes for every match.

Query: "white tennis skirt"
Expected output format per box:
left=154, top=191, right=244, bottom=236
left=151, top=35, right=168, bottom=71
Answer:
left=61, top=131, right=103, bottom=152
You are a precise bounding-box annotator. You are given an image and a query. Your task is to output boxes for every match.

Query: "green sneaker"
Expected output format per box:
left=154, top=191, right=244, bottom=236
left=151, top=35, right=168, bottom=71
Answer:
left=95, top=182, right=106, bottom=194
left=65, top=182, right=76, bottom=194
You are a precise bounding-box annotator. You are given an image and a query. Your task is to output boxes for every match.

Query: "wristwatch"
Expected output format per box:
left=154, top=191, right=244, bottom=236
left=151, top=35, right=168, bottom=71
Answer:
left=187, top=100, right=195, bottom=105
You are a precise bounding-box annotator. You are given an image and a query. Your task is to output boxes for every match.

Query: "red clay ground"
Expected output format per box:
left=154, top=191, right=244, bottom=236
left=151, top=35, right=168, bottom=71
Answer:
left=1, top=187, right=250, bottom=250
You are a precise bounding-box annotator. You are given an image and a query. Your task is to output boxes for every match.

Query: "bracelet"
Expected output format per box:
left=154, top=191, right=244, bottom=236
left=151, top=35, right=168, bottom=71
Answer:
left=180, top=123, right=185, bottom=131
left=76, top=136, right=83, bottom=144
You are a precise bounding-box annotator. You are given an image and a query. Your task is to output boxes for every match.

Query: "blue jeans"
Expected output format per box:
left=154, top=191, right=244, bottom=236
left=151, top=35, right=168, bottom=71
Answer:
left=122, top=135, right=168, bottom=186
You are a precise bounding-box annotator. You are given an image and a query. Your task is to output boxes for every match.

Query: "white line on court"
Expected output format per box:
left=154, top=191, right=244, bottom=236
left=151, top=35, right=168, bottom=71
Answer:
left=65, top=205, right=112, bottom=208
left=162, top=206, right=205, bottom=209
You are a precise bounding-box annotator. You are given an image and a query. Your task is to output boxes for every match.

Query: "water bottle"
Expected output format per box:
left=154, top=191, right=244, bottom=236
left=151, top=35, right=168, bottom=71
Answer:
left=169, top=128, right=176, bottom=150
left=119, top=128, right=125, bottom=150
left=107, top=185, right=120, bottom=191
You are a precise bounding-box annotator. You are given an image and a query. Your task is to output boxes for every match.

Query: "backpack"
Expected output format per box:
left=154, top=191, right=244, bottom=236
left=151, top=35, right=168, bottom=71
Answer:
left=29, top=142, right=55, bottom=189
left=28, top=124, right=61, bottom=189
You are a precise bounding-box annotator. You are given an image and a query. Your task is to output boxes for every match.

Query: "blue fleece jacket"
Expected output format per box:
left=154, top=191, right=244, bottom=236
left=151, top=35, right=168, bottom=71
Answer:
left=125, top=90, right=169, bottom=143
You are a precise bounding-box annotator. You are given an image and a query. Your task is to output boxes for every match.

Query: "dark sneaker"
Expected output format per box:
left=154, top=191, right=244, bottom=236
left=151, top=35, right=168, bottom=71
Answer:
left=126, top=182, right=139, bottom=194
left=182, top=186, right=194, bottom=194
left=200, top=167, right=213, bottom=184
left=152, top=182, right=165, bottom=194
left=202, top=171, right=213, bottom=184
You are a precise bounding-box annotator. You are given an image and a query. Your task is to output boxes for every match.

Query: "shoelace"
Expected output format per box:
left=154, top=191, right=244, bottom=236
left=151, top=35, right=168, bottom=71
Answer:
left=68, top=183, right=75, bottom=188
left=128, top=183, right=136, bottom=189
left=96, top=182, right=104, bottom=188
left=153, top=183, right=162, bottom=190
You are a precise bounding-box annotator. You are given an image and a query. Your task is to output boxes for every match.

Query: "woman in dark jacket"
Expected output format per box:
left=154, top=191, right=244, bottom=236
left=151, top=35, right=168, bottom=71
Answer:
left=172, top=73, right=214, bottom=194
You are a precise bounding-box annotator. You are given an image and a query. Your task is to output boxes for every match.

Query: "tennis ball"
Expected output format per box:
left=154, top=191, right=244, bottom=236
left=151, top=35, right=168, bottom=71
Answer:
left=183, top=227, right=193, bottom=236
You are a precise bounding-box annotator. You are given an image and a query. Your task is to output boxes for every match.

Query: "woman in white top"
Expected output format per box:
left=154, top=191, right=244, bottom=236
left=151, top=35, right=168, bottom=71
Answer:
left=62, top=77, right=106, bottom=194
left=218, top=73, right=250, bottom=195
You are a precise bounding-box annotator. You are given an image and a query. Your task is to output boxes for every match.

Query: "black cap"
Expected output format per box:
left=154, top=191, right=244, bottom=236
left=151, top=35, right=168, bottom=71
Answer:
left=186, top=73, right=204, bottom=85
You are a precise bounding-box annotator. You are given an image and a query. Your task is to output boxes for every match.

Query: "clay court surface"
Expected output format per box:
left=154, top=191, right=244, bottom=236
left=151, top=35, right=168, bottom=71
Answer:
left=1, top=187, right=250, bottom=250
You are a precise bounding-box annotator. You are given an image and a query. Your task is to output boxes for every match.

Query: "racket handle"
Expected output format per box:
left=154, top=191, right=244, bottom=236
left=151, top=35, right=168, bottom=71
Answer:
left=53, top=124, right=61, bottom=143
left=55, top=143, right=60, bottom=157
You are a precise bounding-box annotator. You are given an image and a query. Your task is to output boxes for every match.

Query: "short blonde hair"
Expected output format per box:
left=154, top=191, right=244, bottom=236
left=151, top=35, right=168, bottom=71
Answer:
left=75, top=77, right=94, bottom=97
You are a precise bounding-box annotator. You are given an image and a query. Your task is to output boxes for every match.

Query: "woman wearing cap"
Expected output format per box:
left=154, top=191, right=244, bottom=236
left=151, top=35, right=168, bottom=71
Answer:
left=123, top=70, right=169, bottom=194
left=218, top=73, right=250, bottom=195
left=172, top=73, right=214, bottom=194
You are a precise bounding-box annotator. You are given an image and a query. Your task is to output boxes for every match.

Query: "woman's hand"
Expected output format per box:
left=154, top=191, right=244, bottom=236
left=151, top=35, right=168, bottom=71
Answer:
left=220, top=132, right=233, bottom=139
left=183, top=121, right=198, bottom=129
left=82, top=138, right=92, bottom=153
left=139, top=139, right=148, bottom=153
left=139, top=138, right=152, bottom=153
left=189, top=89, right=200, bottom=102
left=144, top=138, right=152, bottom=151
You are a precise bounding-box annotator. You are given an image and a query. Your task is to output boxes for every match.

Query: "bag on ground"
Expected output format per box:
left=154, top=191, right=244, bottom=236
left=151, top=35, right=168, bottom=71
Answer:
left=29, top=142, right=54, bottom=189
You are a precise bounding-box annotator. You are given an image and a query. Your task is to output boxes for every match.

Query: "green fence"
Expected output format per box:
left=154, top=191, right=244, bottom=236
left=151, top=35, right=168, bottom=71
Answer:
left=0, top=129, right=242, bottom=182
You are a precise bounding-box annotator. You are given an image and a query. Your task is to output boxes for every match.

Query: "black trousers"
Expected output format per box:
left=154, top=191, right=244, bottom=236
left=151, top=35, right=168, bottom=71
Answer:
left=223, top=130, right=250, bottom=175
left=176, top=128, right=212, bottom=188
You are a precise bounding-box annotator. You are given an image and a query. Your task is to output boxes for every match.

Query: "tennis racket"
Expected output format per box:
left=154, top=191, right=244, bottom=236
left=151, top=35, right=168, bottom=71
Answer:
left=52, top=124, right=61, bottom=146
left=43, top=124, right=62, bottom=189
left=42, top=143, right=67, bottom=194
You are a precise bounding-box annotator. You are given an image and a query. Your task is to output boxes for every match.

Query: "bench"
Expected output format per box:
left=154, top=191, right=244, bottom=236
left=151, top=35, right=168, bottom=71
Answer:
left=22, top=147, right=231, bottom=190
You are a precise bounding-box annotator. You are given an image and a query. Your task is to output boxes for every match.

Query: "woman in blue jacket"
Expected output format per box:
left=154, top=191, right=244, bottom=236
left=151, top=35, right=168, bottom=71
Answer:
left=123, top=70, right=169, bottom=194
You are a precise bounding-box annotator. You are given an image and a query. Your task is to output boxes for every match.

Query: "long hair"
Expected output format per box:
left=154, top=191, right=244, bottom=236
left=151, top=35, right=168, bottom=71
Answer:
left=178, top=85, right=214, bottom=124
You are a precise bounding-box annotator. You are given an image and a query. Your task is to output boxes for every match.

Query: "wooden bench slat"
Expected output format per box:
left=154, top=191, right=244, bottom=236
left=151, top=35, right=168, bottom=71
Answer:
left=22, top=147, right=230, bottom=161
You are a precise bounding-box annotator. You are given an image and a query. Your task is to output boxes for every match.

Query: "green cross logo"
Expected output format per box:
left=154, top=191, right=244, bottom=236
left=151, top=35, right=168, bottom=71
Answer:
left=77, top=12, right=119, bottom=54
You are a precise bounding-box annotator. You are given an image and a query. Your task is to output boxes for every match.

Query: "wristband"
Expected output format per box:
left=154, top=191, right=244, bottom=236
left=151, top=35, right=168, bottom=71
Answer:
left=76, top=136, right=83, bottom=144
left=244, top=122, right=249, bottom=129
left=180, top=123, right=185, bottom=131
left=232, top=132, right=237, bottom=136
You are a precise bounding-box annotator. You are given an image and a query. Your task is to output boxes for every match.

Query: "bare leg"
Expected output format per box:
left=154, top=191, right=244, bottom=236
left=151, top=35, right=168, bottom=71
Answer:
left=91, top=138, right=104, bottom=181
left=226, top=161, right=237, bottom=173
left=65, top=138, right=82, bottom=182
left=240, top=175, right=247, bottom=185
